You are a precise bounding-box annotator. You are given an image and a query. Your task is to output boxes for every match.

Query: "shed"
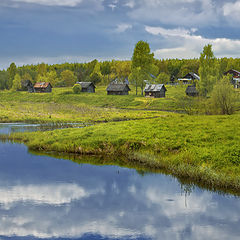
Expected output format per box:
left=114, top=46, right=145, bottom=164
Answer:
left=106, top=83, right=131, bottom=95
left=224, top=69, right=240, bottom=88
left=144, top=84, right=167, bottom=98
left=186, top=85, right=199, bottom=97
left=21, top=80, right=34, bottom=92
left=76, top=82, right=96, bottom=93
left=34, top=82, right=52, bottom=93
left=178, top=72, right=200, bottom=84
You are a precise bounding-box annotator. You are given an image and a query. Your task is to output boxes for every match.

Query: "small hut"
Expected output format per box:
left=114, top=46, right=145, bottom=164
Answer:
left=224, top=69, right=240, bottom=88
left=21, top=80, right=34, bottom=92
left=106, top=83, right=131, bottom=95
left=186, top=85, right=198, bottom=97
left=76, top=82, right=96, bottom=93
left=144, top=84, right=167, bottom=98
left=34, top=82, right=52, bottom=93
left=178, top=72, right=200, bottom=84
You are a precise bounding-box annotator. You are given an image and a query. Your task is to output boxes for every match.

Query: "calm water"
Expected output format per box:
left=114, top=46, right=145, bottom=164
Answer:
left=0, top=124, right=240, bottom=240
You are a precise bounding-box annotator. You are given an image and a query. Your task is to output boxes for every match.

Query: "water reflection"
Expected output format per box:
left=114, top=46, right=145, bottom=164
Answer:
left=0, top=122, right=86, bottom=135
left=0, top=124, right=240, bottom=239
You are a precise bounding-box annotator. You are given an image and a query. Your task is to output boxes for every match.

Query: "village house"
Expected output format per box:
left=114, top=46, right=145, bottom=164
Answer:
left=178, top=72, right=200, bottom=84
left=224, top=69, right=240, bottom=88
left=144, top=84, right=167, bottom=98
left=33, top=82, right=52, bottom=93
left=186, top=85, right=199, bottom=97
left=76, top=82, right=96, bottom=93
left=106, top=83, right=131, bottom=95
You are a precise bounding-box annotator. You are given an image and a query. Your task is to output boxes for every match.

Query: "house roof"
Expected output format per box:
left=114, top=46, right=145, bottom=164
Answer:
left=76, top=82, right=95, bottom=89
left=144, top=84, right=167, bottom=92
left=107, top=83, right=131, bottom=92
left=34, top=82, right=52, bottom=89
left=224, top=69, right=240, bottom=77
left=178, top=72, right=200, bottom=81
left=186, top=85, right=198, bottom=94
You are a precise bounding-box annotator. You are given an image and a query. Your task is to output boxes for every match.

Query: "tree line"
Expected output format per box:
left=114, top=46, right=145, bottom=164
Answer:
left=1, top=52, right=240, bottom=91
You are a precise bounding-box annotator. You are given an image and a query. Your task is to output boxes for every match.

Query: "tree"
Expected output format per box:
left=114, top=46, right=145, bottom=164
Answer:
left=198, top=44, right=220, bottom=96
left=211, top=75, right=236, bottom=115
left=131, top=41, right=154, bottom=95
left=11, top=74, right=22, bottom=91
left=129, top=67, right=143, bottom=95
left=60, top=70, right=77, bottom=87
left=156, top=72, right=170, bottom=84
left=7, top=62, right=17, bottom=89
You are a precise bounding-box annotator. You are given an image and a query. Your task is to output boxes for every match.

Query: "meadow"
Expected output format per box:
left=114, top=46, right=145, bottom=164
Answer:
left=1, top=85, right=240, bottom=192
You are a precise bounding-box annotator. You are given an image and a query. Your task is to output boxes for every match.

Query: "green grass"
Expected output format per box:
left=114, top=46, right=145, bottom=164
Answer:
left=5, top=113, right=240, bottom=192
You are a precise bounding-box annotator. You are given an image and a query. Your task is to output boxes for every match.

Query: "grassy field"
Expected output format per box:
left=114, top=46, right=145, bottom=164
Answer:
left=1, top=85, right=240, bottom=192
left=0, top=85, right=180, bottom=123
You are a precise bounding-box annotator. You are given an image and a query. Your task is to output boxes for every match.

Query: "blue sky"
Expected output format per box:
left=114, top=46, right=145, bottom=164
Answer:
left=0, top=0, right=240, bottom=69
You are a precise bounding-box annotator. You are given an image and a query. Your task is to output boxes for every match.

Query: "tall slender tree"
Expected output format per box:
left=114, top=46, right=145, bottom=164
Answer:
left=198, top=44, right=220, bottom=96
left=131, top=41, right=154, bottom=95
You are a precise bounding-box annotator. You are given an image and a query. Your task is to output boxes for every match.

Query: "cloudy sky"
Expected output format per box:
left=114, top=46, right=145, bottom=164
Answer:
left=0, top=0, right=240, bottom=68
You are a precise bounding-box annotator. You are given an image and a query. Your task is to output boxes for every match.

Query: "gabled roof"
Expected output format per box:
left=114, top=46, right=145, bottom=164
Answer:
left=107, top=83, right=131, bottom=92
left=186, top=85, right=198, bottom=94
left=178, top=72, right=200, bottom=81
left=144, top=84, right=167, bottom=92
left=34, top=82, right=52, bottom=89
left=224, top=69, right=240, bottom=77
left=77, top=82, right=95, bottom=89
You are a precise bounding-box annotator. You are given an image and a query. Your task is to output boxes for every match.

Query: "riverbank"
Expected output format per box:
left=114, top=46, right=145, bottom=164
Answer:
left=4, top=113, right=240, bottom=192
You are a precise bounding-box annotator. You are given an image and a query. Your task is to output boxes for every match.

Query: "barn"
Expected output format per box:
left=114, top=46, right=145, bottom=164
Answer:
left=178, top=72, right=200, bottom=84
left=186, top=85, right=199, bottom=97
left=76, top=82, right=96, bottom=93
left=34, top=82, right=52, bottom=93
left=224, top=69, right=240, bottom=88
left=144, top=84, right=167, bottom=98
left=106, top=83, right=131, bottom=95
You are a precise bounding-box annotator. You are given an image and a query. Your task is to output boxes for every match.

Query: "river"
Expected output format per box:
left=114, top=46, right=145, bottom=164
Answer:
left=0, top=123, right=240, bottom=240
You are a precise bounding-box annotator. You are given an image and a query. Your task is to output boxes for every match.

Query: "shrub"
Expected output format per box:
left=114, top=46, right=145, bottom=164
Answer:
left=210, top=75, right=237, bottom=115
left=72, top=84, right=82, bottom=94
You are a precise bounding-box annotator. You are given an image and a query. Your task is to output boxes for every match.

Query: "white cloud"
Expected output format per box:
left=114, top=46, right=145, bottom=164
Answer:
left=12, top=0, right=83, bottom=7
left=145, top=25, right=240, bottom=59
left=1, top=0, right=104, bottom=9
left=127, top=0, right=219, bottom=27
left=115, top=23, right=132, bottom=33
left=124, top=0, right=135, bottom=8
left=223, top=1, right=240, bottom=21
left=0, top=183, right=104, bottom=208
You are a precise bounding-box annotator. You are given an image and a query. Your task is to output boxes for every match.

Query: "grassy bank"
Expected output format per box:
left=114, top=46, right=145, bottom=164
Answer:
left=5, top=113, right=240, bottom=192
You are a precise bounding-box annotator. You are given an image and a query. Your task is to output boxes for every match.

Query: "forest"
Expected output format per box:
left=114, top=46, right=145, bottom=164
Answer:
left=1, top=54, right=240, bottom=91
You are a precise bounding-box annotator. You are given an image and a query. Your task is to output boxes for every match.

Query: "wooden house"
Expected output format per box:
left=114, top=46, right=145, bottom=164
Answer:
left=224, top=69, right=240, bottom=88
left=144, top=84, right=167, bottom=98
left=106, top=83, right=130, bottom=95
left=186, top=85, right=198, bottom=97
left=76, top=82, right=96, bottom=93
left=33, top=82, right=52, bottom=93
left=21, top=80, right=34, bottom=92
left=178, top=72, right=200, bottom=84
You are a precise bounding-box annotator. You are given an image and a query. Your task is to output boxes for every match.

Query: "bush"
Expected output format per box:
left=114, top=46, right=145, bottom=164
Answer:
left=72, top=84, right=82, bottom=94
left=210, top=76, right=236, bottom=115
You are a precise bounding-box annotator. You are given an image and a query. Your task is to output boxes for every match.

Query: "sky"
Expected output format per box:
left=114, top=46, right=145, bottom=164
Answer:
left=0, top=0, right=240, bottom=69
